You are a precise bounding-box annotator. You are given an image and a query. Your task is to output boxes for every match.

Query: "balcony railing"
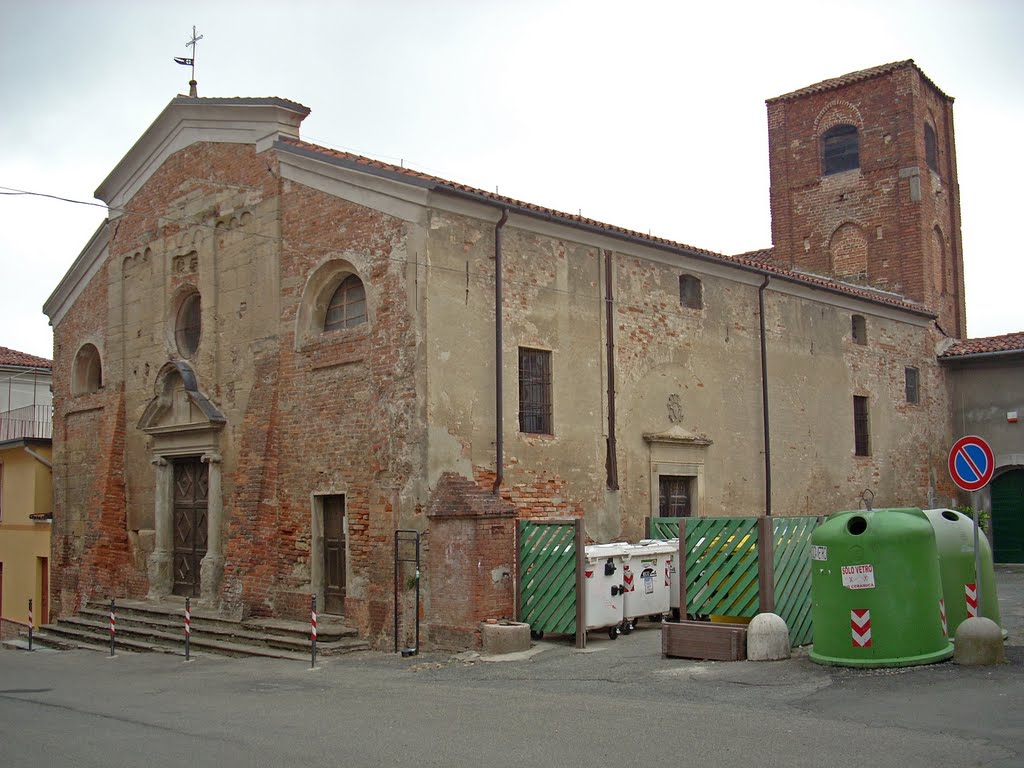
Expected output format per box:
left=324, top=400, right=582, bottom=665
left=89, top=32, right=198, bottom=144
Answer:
left=0, top=404, right=53, bottom=441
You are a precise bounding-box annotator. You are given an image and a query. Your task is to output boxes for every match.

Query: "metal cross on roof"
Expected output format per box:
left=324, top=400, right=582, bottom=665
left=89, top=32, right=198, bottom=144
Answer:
left=173, top=25, right=204, bottom=96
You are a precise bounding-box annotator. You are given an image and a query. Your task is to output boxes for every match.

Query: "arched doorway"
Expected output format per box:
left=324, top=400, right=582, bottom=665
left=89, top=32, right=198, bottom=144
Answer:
left=991, top=468, right=1024, bottom=563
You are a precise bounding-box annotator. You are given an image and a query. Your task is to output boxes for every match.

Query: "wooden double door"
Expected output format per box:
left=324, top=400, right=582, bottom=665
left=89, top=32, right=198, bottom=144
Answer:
left=173, top=458, right=208, bottom=597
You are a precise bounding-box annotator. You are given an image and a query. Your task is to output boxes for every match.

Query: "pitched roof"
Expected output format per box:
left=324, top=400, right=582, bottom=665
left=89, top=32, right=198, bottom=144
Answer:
left=767, top=59, right=951, bottom=104
left=940, top=332, right=1024, bottom=359
left=277, top=138, right=933, bottom=317
left=0, top=346, right=52, bottom=369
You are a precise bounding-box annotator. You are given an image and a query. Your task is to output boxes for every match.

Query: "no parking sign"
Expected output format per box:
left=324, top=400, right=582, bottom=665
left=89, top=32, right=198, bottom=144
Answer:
left=948, top=435, right=994, bottom=492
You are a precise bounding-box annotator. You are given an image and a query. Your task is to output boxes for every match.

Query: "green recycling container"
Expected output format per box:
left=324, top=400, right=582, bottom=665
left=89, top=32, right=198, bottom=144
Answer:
left=810, top=508, right=953, bottom=667
left=924, top=508, right=1002, bottom=636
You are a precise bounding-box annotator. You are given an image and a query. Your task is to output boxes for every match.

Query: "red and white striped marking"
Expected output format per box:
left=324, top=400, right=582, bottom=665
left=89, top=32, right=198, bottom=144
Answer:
left=939, top=598, right=947, bottom=636
left=965, top=583, right=979, bottom=618
left=184, top=605, right=191, bottom=636
left=311, top=609, right=318, bottom=641
left=623, top=566, right=635, bottom=593
left=110, top=607, right=116, bottom=636
left=664, top=560, right=671, bottom=588
left=851, top=608, right=872, bottom=647
left=28, top=604, right=33, bottom=631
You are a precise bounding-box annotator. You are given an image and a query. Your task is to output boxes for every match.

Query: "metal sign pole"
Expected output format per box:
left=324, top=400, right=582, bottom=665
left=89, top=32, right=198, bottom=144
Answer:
left=184, top=597, right=192, bottom=661
left=109, top=599, right=116, bottom=657
left=310, top=594, right=317, bottom=669
left=972, top=490, right=983, bottom=616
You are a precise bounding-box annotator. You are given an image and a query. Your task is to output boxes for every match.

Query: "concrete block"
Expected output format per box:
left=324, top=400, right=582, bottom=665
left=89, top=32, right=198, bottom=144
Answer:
left=480, top=621, right=531, bottom=655
left=746, top=613, right=791, bottom=661
left=954, top=617, right=1005, bottom=665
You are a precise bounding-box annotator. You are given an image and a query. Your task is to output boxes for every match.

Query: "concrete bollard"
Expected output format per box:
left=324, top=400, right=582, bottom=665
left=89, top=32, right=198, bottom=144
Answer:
left=480, top=621, right=531, bottom=655
left=954, top=617, right=1005, bottom=665
left=746, top=612, right=791, bottom=661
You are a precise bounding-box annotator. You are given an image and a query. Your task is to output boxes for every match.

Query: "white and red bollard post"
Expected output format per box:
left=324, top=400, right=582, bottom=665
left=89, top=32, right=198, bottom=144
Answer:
left=109, top=598, right=116, bottom=657
left=184, top=596, right=192, bottom=661
left=28, top=598, right=34, bottom=651
left=311, top=594, right=318, bottom=669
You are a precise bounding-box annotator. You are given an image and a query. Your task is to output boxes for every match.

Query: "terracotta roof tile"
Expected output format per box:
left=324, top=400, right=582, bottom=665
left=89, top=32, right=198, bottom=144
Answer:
left=767, top=60, right=951, bottom=104
left=940, top=332, right=1024, bottom=358
left=277, top=138, right=932, bottom=317
left=0, top=346, right=52, bottom=369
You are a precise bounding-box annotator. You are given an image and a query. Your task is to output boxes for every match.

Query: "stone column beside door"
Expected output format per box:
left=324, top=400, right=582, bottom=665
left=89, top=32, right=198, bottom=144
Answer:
left=146, top=457, right=174, bottom=599
left=199, top=452, right=224, bottom=607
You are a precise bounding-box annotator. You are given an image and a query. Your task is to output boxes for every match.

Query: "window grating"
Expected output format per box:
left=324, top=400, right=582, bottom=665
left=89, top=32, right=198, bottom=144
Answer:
left=325, top=275, right=367, bottom=332
left=659, top=475, right=692, bottom=517
left=854, top=396, right=870, bottom=456
left=905, top=367, right=920, bottom=404
left=519, top=348, right=552, bottom=435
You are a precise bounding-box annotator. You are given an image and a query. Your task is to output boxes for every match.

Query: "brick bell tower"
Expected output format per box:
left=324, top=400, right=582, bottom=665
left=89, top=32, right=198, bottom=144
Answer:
left=766, top=60, right=967, bottom=338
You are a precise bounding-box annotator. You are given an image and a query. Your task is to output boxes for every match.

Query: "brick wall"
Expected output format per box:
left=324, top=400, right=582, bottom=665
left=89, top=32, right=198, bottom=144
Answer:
left=767, top=63, right=966, bottom=337
left=424, top=473, right=516, bottom=650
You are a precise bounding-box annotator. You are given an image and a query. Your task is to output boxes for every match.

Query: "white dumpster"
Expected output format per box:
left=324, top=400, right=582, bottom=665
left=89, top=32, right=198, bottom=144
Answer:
left=583, top=543, right=629, bottom=640
left=621, top=540, right=676, bottom=631
left=642, top=537, right=681, bottom=620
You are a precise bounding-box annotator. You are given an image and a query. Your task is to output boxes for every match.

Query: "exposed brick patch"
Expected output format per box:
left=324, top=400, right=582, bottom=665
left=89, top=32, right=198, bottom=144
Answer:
left=424, top=473, right=516, bottom=650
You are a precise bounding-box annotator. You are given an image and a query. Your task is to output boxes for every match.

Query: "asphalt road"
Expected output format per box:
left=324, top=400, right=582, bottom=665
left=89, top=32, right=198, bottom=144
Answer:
left=2, top=567, right=1022, bottom=768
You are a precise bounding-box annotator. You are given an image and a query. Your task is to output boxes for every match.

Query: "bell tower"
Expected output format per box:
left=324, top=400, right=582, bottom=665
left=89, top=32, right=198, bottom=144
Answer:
left=766, top=60, right=966, bottom=338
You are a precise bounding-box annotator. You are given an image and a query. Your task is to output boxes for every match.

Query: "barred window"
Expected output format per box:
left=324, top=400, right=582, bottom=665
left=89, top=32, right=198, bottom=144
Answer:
left=854, top=396, right=871, bottom=456
left=518, top=348, right=552, bottom=435
left=325, top=275, right=367, bottom=332
left=659, top=476, right=692, bottom=517
left=822, top=124, right=859, bottom=175
left=905, top=367, right=920, bottom=405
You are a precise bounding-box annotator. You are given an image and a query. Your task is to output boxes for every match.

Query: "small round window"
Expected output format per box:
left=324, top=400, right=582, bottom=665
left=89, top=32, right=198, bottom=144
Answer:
left=175, top=292, right=202, bottom=358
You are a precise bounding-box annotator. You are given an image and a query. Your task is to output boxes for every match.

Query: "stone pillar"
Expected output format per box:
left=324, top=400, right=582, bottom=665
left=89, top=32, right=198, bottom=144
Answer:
left=146, top=457, right=173, bottom=599
left=199, top=452, right=225, bottom=607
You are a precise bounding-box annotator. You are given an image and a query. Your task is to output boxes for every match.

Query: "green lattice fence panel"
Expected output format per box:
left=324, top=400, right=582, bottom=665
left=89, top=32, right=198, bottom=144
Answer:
left=519, top=521, right=577, bottom=636
left=682, top=517, right=760, bottom=618
left=648, top=517, right=683, bottom=540
left=772, top=516, right=818, bottom=646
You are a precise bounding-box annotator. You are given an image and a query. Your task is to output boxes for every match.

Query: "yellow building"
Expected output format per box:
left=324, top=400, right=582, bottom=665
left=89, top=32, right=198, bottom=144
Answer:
left=0, top=346, right=53, bottom=643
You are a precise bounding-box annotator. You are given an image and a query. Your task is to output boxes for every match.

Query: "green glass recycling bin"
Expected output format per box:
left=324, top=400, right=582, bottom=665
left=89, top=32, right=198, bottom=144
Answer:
left=810, top=508, right=953, bottom=667
left=924, top=508, right=1001, bottom=636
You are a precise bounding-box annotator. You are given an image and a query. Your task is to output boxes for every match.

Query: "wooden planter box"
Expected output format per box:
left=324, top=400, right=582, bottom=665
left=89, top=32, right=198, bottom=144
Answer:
left=662, top=620, right=747, bottom=661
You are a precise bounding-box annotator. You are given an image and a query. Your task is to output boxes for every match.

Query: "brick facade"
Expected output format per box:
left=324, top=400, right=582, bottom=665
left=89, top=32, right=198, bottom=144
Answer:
left=45, top=65, right=970, bottom=649
left=767, top=61, right=967, bottom=338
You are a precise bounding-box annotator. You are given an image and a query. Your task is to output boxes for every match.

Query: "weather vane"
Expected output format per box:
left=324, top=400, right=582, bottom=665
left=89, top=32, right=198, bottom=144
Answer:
left=173, top=26, right=204, bottom=97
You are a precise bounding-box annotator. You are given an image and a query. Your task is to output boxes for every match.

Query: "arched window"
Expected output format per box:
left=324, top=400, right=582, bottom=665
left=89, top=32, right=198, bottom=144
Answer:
left=924, top=122, right=939, bottom=173
left=72, top=343, right=102, bottom=395
left=175, top=291, right=202, bottom=358
left=324, top=275, right=367, bottom=332
left=679, top=274, right=703, bottom=310
left=822, top=124, right=859, bottom=175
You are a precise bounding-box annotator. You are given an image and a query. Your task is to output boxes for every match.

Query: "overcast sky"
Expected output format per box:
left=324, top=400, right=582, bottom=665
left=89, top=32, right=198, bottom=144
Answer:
left=1, top=0, right=1021, bottom=360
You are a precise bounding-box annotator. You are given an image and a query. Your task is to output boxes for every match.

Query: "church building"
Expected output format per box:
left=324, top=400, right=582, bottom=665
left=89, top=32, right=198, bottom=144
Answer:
left=44, top=61, right=993, bottom=644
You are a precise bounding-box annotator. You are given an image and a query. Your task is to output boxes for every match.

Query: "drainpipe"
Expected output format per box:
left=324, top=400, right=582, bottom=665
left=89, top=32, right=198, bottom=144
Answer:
left=604, top=250, right=619, bottom=490
left=758, top=276, right=772, bottom=516
left=493, top=209, right=509, bottom=495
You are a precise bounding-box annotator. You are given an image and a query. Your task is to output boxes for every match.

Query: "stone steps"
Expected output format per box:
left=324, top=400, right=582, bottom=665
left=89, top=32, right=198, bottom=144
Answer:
left=14, top=599, right=370, bottom=659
